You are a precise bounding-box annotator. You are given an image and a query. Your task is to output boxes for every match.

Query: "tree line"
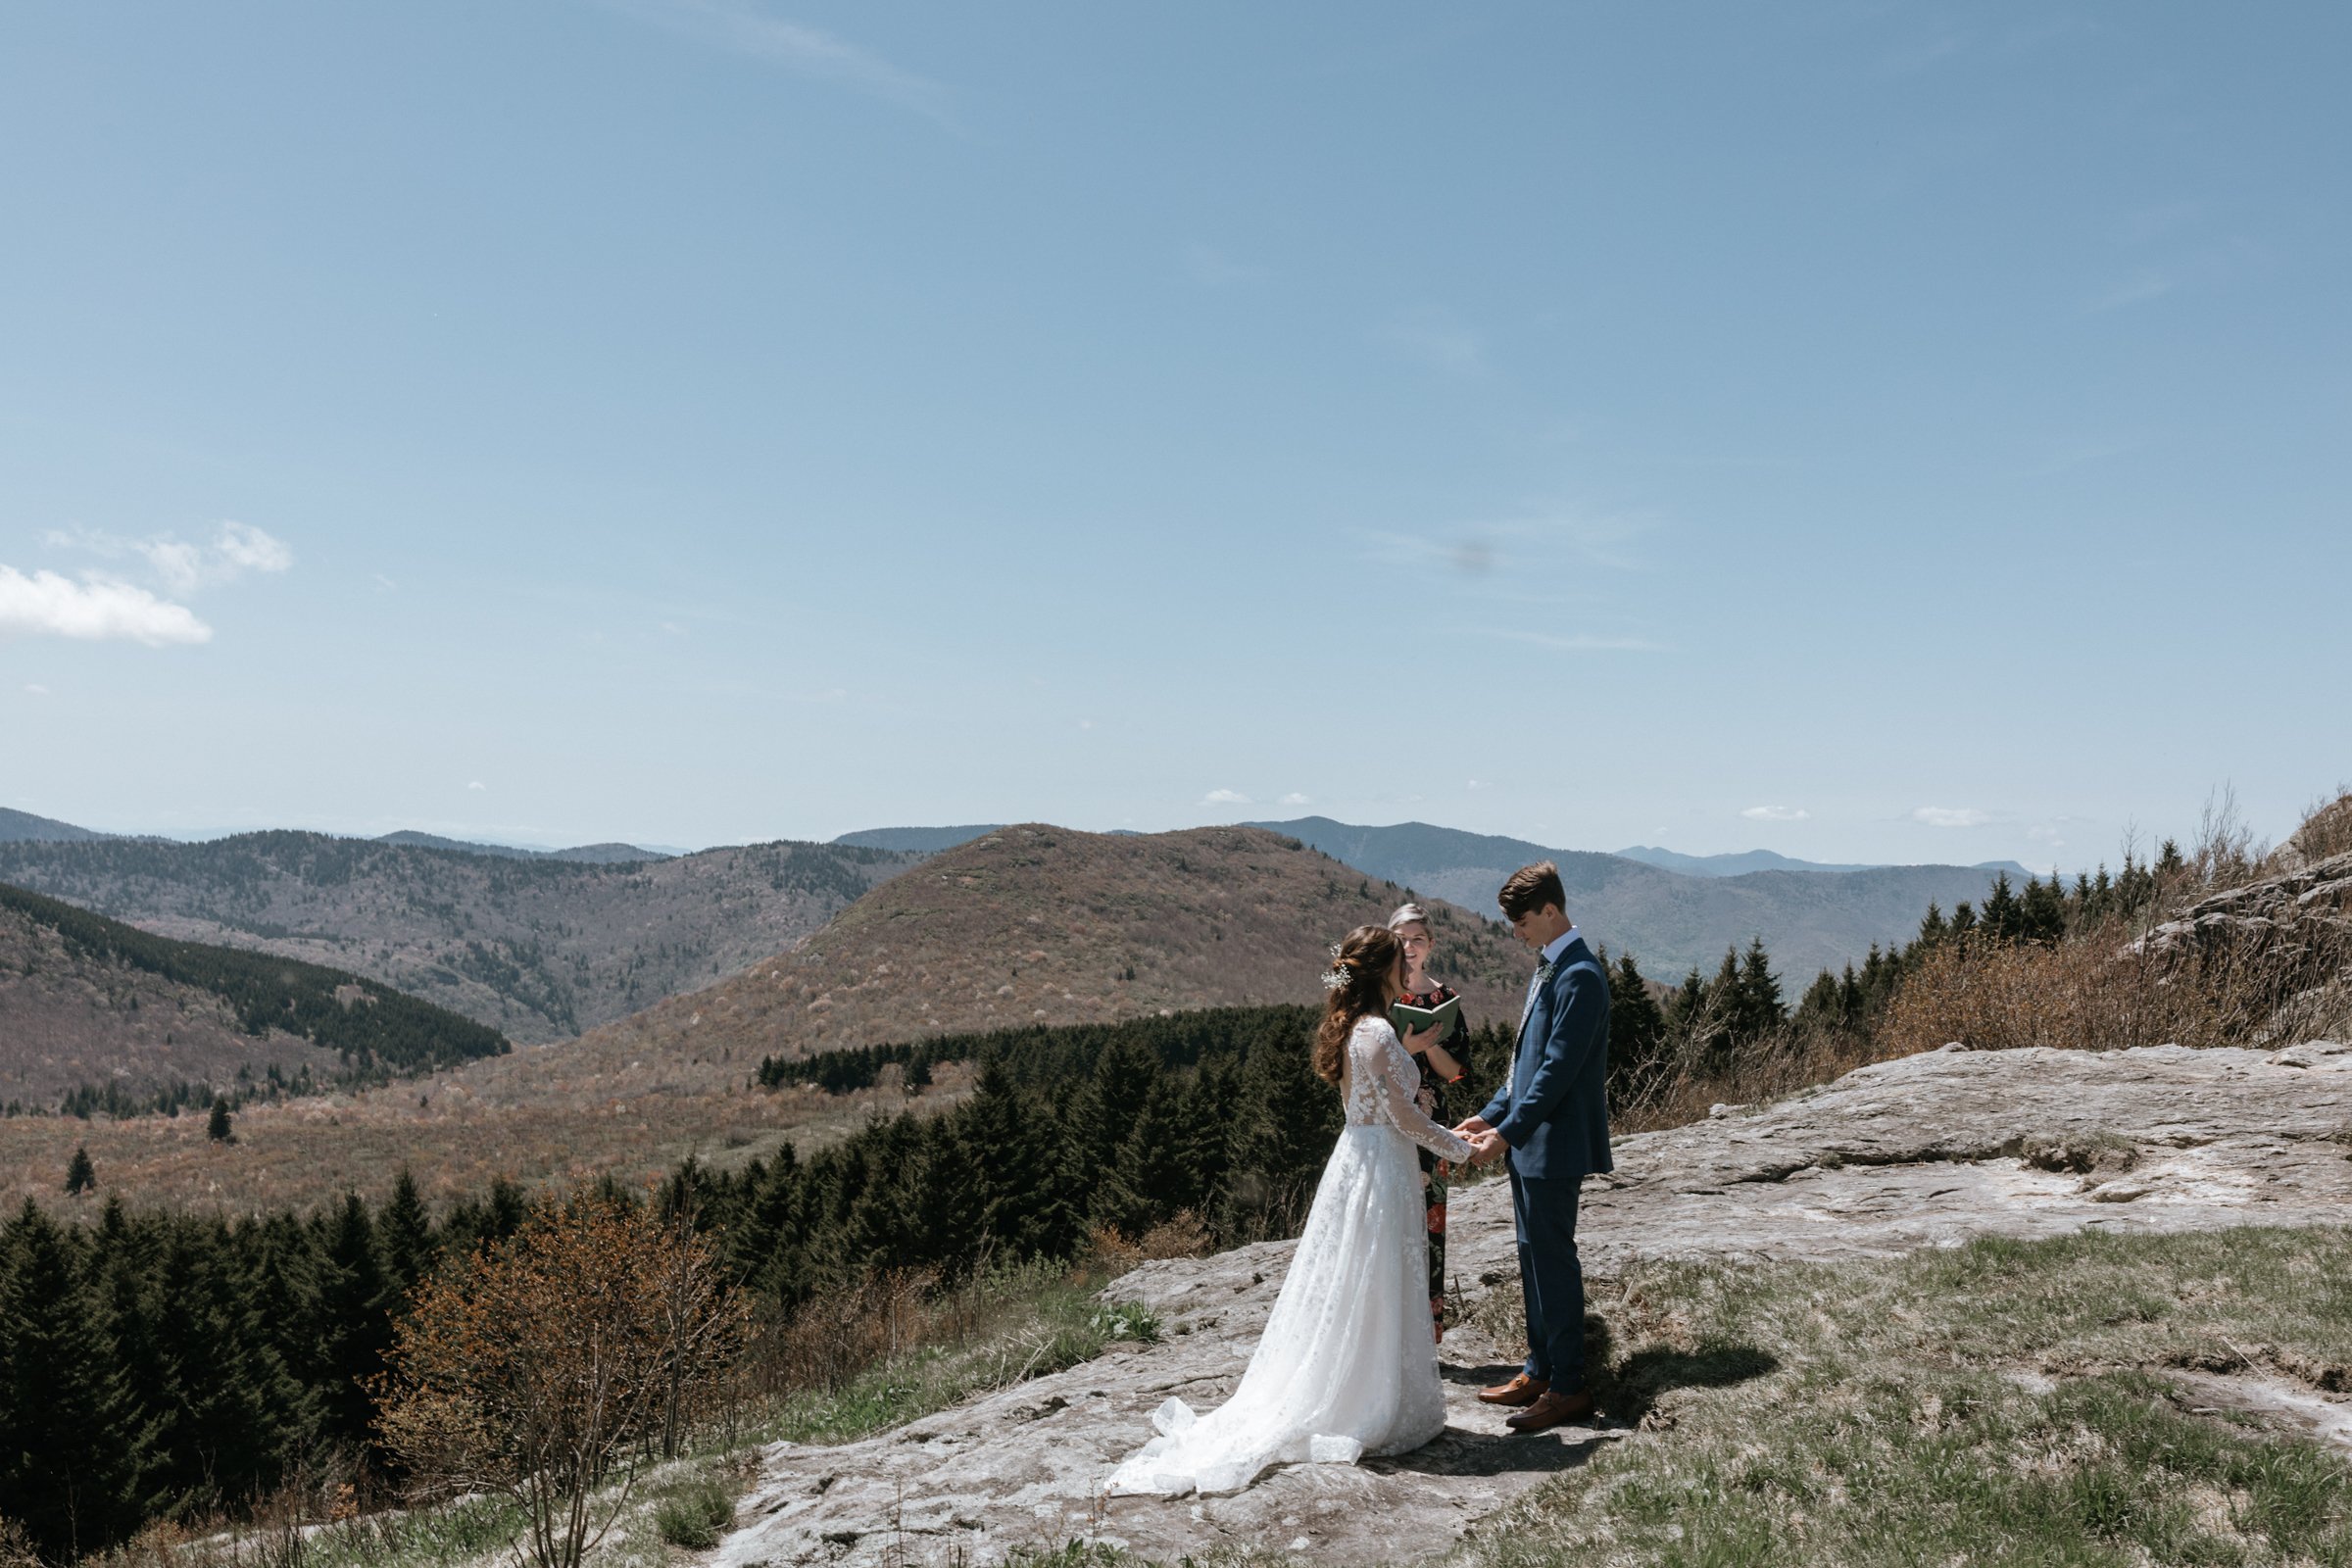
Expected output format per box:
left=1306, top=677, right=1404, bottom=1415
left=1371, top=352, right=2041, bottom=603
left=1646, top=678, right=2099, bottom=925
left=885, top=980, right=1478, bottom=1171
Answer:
left=0, top=881, right=509, bottom=1099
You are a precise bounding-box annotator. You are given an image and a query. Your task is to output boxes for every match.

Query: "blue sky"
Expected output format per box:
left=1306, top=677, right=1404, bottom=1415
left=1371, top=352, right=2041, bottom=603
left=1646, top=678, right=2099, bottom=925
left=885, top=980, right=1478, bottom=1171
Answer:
left=2, top=2, right=2345, bottom=867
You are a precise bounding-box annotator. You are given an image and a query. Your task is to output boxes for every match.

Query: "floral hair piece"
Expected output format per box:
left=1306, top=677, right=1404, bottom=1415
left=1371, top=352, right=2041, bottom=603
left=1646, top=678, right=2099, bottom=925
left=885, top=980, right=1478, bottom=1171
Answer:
left=1319, top=941, right=1350, bottom=991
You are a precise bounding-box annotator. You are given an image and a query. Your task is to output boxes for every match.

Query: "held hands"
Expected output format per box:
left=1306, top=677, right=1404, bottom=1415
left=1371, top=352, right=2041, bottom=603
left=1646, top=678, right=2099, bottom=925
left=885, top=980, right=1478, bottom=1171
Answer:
left=1450, top=1116, right=1505, bottom=1167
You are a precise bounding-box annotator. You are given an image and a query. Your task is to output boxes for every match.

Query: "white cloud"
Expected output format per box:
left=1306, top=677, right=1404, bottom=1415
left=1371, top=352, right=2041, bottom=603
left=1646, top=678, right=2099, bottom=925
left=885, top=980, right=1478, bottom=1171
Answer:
left=24, top=683, right=49, bottom=696
left=47, top=520, right=294, bottom=595
left=1741, top=806, right=1810, bottom=822
left=1279, top=792, right=1311, bottom=807
left=0, top=566, right=212, bottom=646
left=601, top=0, right=953, bottom=125
left=467, top=781, right=486, bottom=792
left=1203, top=789, right=1251, bottom=806
left=1913, top=806, right=1990, bottom=828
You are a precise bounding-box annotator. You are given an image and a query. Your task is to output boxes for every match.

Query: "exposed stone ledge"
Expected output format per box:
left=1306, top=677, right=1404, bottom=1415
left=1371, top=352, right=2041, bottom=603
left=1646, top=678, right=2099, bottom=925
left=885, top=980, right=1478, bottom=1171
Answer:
left=713, top=1040, right=2352, bottom=1566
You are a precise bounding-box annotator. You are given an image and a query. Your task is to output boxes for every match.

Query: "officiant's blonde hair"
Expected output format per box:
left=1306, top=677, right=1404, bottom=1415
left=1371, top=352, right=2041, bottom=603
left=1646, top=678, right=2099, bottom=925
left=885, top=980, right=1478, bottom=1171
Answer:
left=1313, top=924, right=1399, bottom=1086
left=1387, top=902, right=1430, bottom=931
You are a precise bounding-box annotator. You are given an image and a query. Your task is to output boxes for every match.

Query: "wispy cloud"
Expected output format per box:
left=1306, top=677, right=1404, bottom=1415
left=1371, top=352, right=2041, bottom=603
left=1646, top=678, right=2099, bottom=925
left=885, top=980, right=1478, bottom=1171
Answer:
left=1370, top=510, right=1652, bottom=578
left=1183, top=243, right=1264, bottom=288
left=1913, top=806, right=1990, bottom=829
left=0, top=565, right=212, bottom=646
left=1378, top=309, right=1485, bottom=377
left=1203, top=788, right=1250, bottom=806
left=24, top=683, right=51, bottom=696
left=1477, top=628, right=1666, bottom=654
left=1279, top=792, right=1311, bottom=807
left=599, top=0, right=953, bottom=126
left=46, top=521, right=294, bottom=595
left=2085, top=270, right=2175, bottom=313
left=1741, top=806, right=1810, bottom=823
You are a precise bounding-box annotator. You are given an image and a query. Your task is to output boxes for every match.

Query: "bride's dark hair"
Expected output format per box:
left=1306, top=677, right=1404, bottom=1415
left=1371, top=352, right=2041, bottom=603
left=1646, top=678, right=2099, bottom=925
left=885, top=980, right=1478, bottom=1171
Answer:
left=1312, top=924, right=1399, bottom=1085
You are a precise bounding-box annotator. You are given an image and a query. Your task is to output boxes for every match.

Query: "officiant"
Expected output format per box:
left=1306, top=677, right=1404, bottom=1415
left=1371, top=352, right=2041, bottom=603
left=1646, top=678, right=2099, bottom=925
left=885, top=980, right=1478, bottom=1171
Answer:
left=1388, top=901, right=1470, bottom=1340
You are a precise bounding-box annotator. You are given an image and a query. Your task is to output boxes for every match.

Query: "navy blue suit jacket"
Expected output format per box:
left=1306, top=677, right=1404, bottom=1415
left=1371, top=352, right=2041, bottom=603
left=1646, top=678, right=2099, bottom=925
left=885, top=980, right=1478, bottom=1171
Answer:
left=1479, top=935, right=1613, bottom=1180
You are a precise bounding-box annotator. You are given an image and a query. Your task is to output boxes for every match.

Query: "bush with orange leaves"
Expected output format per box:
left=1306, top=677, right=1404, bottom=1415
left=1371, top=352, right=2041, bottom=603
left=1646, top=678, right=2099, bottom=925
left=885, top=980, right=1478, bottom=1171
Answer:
left=372, top=1191, right=746, bottom=1568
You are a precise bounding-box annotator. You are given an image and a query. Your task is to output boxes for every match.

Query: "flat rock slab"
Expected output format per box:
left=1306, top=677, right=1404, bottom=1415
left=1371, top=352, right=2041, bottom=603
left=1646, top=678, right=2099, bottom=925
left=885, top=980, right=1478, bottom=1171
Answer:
left=713, top=1042, right=2352, bottom=1567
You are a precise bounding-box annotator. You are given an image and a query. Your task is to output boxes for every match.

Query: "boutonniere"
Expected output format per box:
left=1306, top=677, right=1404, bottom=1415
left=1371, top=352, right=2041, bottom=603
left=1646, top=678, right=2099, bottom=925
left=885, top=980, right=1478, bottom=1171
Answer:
left=1535, top=959, right=1556, bottom=983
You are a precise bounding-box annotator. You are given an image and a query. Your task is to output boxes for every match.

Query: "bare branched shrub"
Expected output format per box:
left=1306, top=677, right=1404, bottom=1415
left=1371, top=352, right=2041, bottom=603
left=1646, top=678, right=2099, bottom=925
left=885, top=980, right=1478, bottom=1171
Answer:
left=2278, top=788, right=2352, bottom=870
left=742, top=1269, right=933, bottom=1400
left=1135, top=1209, right=1212, bottom=1260
left=372, top=1193, right=746, bottom=1568
left=1879, top=935, right=2228, bottom=1055
left=1614, top=1016, right=1891, bottom=1133
left=2190, top=784, right=2270, bottom=893
left=0, top=1518, right=39, bottom=1568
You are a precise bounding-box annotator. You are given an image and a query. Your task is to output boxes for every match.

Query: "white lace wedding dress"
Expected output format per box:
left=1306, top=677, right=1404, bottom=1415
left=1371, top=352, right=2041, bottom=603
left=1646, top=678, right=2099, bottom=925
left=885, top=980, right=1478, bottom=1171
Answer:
left=1104, top=1015, right=1474, bottom=1496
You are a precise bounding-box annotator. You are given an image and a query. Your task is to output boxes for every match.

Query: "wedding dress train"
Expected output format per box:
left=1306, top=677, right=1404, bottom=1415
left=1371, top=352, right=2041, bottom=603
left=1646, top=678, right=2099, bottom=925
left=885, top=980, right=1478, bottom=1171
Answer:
left=1104, top=1015, right=1475, bottom=1496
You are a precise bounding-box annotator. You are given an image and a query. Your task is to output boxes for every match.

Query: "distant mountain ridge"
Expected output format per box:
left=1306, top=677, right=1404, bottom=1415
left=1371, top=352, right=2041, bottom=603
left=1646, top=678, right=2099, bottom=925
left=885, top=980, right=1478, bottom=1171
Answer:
left=1613, top=844, right=2034, bottom=879
left=374, top=830, right=669, bottom=863
left=833, top=825, right=1004, bottom=855
left=0, top=808, right=109, bottom=844
left=0, top=832, right=919, bottom=1044
left=526, top=823, right=1534, bottom=1101
left=1247, top=816, right=2018, bottom=980
left=0, top=878, right=506, bottom=1109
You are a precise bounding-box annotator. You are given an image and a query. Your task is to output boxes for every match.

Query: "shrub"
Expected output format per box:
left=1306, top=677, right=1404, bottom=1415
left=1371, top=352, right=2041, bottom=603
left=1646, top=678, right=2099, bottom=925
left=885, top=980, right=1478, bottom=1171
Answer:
left=652, top=1477, right=734, bottom=1549
left=372, top=1192, right=747, bottom=1568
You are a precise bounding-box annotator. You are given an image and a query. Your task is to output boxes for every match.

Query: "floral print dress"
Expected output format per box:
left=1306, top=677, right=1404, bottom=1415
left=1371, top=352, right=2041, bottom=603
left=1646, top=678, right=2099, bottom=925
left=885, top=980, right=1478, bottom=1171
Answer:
left=1399, top=983, right=1468, bottom=1340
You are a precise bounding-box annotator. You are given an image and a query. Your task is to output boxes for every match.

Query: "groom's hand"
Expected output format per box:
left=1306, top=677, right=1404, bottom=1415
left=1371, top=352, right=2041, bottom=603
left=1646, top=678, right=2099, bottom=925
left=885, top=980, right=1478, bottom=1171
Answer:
left=1452, top=1115, right=1493, bottom=1139
left=1467, top=1130, right=1506, bottom=1166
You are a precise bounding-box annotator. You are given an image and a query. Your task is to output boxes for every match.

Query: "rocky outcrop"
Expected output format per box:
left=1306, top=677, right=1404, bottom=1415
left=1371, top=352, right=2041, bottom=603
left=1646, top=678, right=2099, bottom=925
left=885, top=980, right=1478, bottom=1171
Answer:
left=2133, top=851, right=2352, bottom=964
left=713, top=1041, right=2352, bottom=1567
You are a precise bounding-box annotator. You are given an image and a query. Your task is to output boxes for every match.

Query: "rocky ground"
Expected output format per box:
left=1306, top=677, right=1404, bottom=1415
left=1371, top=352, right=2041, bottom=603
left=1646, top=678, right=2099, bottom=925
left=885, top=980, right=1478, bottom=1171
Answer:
left=710, top=1040, right=2352, bottom=1567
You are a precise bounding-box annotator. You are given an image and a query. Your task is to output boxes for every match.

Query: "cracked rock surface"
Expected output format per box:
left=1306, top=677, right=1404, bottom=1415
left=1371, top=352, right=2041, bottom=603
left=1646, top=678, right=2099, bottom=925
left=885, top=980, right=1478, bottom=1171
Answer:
left=711, top=1041, right=2352, bottom=1566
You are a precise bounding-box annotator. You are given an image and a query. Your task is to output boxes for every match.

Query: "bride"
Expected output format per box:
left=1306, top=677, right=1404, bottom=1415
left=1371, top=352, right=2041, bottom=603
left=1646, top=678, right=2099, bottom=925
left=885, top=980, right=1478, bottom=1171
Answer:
left=1105, top=924, right=1480, bottom=1496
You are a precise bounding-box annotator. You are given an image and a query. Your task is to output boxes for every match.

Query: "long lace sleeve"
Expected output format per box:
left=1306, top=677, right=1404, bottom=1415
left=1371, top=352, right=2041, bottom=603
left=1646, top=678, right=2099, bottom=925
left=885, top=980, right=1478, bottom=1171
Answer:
left=1351, top=1019, right=1474, bottom=1163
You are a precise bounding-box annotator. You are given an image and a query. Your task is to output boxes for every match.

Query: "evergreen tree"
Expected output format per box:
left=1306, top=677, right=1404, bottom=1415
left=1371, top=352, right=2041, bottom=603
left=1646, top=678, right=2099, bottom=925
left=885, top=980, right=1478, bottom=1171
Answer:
left=308, top=1196, right=392, bottom=1455
left=64, top=1146, right=95, bottom=1196
left=207, top=1097, right=234, bottom=1143
left=1981, top=873, right=2023, bottom=942
left=902, top=1051, right=933, bottom=1095
left=1095, top=1076, right=1192, bottom=1240
left=378, top=1169, right=437, bottom=1298
left=1604, top=953, right=1667, bottom=1104
left=2021, top=874, right=2068, bottom=945
left=0, top=1201, right=148, bottom=1559
left=1735, top=937, right=1785, bottom=1038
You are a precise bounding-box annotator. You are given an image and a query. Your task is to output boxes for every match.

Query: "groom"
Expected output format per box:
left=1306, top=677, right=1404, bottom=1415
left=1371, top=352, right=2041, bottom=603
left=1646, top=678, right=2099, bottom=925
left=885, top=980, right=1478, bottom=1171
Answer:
left=1455, top=859, right=1611, bottom=1434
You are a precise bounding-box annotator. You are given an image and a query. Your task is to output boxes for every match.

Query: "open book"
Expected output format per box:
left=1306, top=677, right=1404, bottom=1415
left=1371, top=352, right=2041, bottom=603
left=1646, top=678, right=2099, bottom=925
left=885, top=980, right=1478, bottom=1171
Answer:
left=1390, top=993, right=1461, bottom=1039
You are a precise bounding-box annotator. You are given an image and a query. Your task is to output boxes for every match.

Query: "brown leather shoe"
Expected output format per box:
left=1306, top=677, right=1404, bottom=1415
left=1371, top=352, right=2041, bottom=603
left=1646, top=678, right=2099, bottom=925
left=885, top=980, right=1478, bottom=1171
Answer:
left=1475, top=1373, right=1548, bottom=1407
left=1504, top=1388, right=1596, bottom=1434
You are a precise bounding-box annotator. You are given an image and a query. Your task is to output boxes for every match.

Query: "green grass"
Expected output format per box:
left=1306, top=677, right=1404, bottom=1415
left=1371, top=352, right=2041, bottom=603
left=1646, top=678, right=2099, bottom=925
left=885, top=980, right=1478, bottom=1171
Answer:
left=650, top=1475, right=735, bottom=1548
left=1452, top=1225, right=2352, bottom=1568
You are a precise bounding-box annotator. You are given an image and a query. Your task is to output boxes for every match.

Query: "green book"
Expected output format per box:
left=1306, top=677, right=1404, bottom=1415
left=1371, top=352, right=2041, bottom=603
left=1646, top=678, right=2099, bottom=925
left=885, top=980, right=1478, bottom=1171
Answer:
left=1390, top=994, right=1461, bottom=1039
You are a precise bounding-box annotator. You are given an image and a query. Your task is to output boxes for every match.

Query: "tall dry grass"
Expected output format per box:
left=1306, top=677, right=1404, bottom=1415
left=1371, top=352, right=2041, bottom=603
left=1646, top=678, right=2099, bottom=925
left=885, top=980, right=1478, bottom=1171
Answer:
left=1617, top=787, right=2352, bottom=1125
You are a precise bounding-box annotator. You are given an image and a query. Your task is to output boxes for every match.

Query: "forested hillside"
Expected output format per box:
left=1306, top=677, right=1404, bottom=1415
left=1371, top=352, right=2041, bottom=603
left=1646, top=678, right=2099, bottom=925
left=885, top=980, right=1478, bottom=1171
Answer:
left=553, top=823, right=1531, bottom=1095
left=0, top=882, right=507, bottom=1111
left=0, top=832, right=919, bottom=1044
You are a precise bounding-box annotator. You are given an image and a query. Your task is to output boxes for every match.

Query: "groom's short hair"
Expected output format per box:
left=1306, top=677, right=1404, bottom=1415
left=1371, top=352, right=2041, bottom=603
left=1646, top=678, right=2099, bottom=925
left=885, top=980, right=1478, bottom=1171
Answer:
left=1497, top=861, right=1566, bottom=921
